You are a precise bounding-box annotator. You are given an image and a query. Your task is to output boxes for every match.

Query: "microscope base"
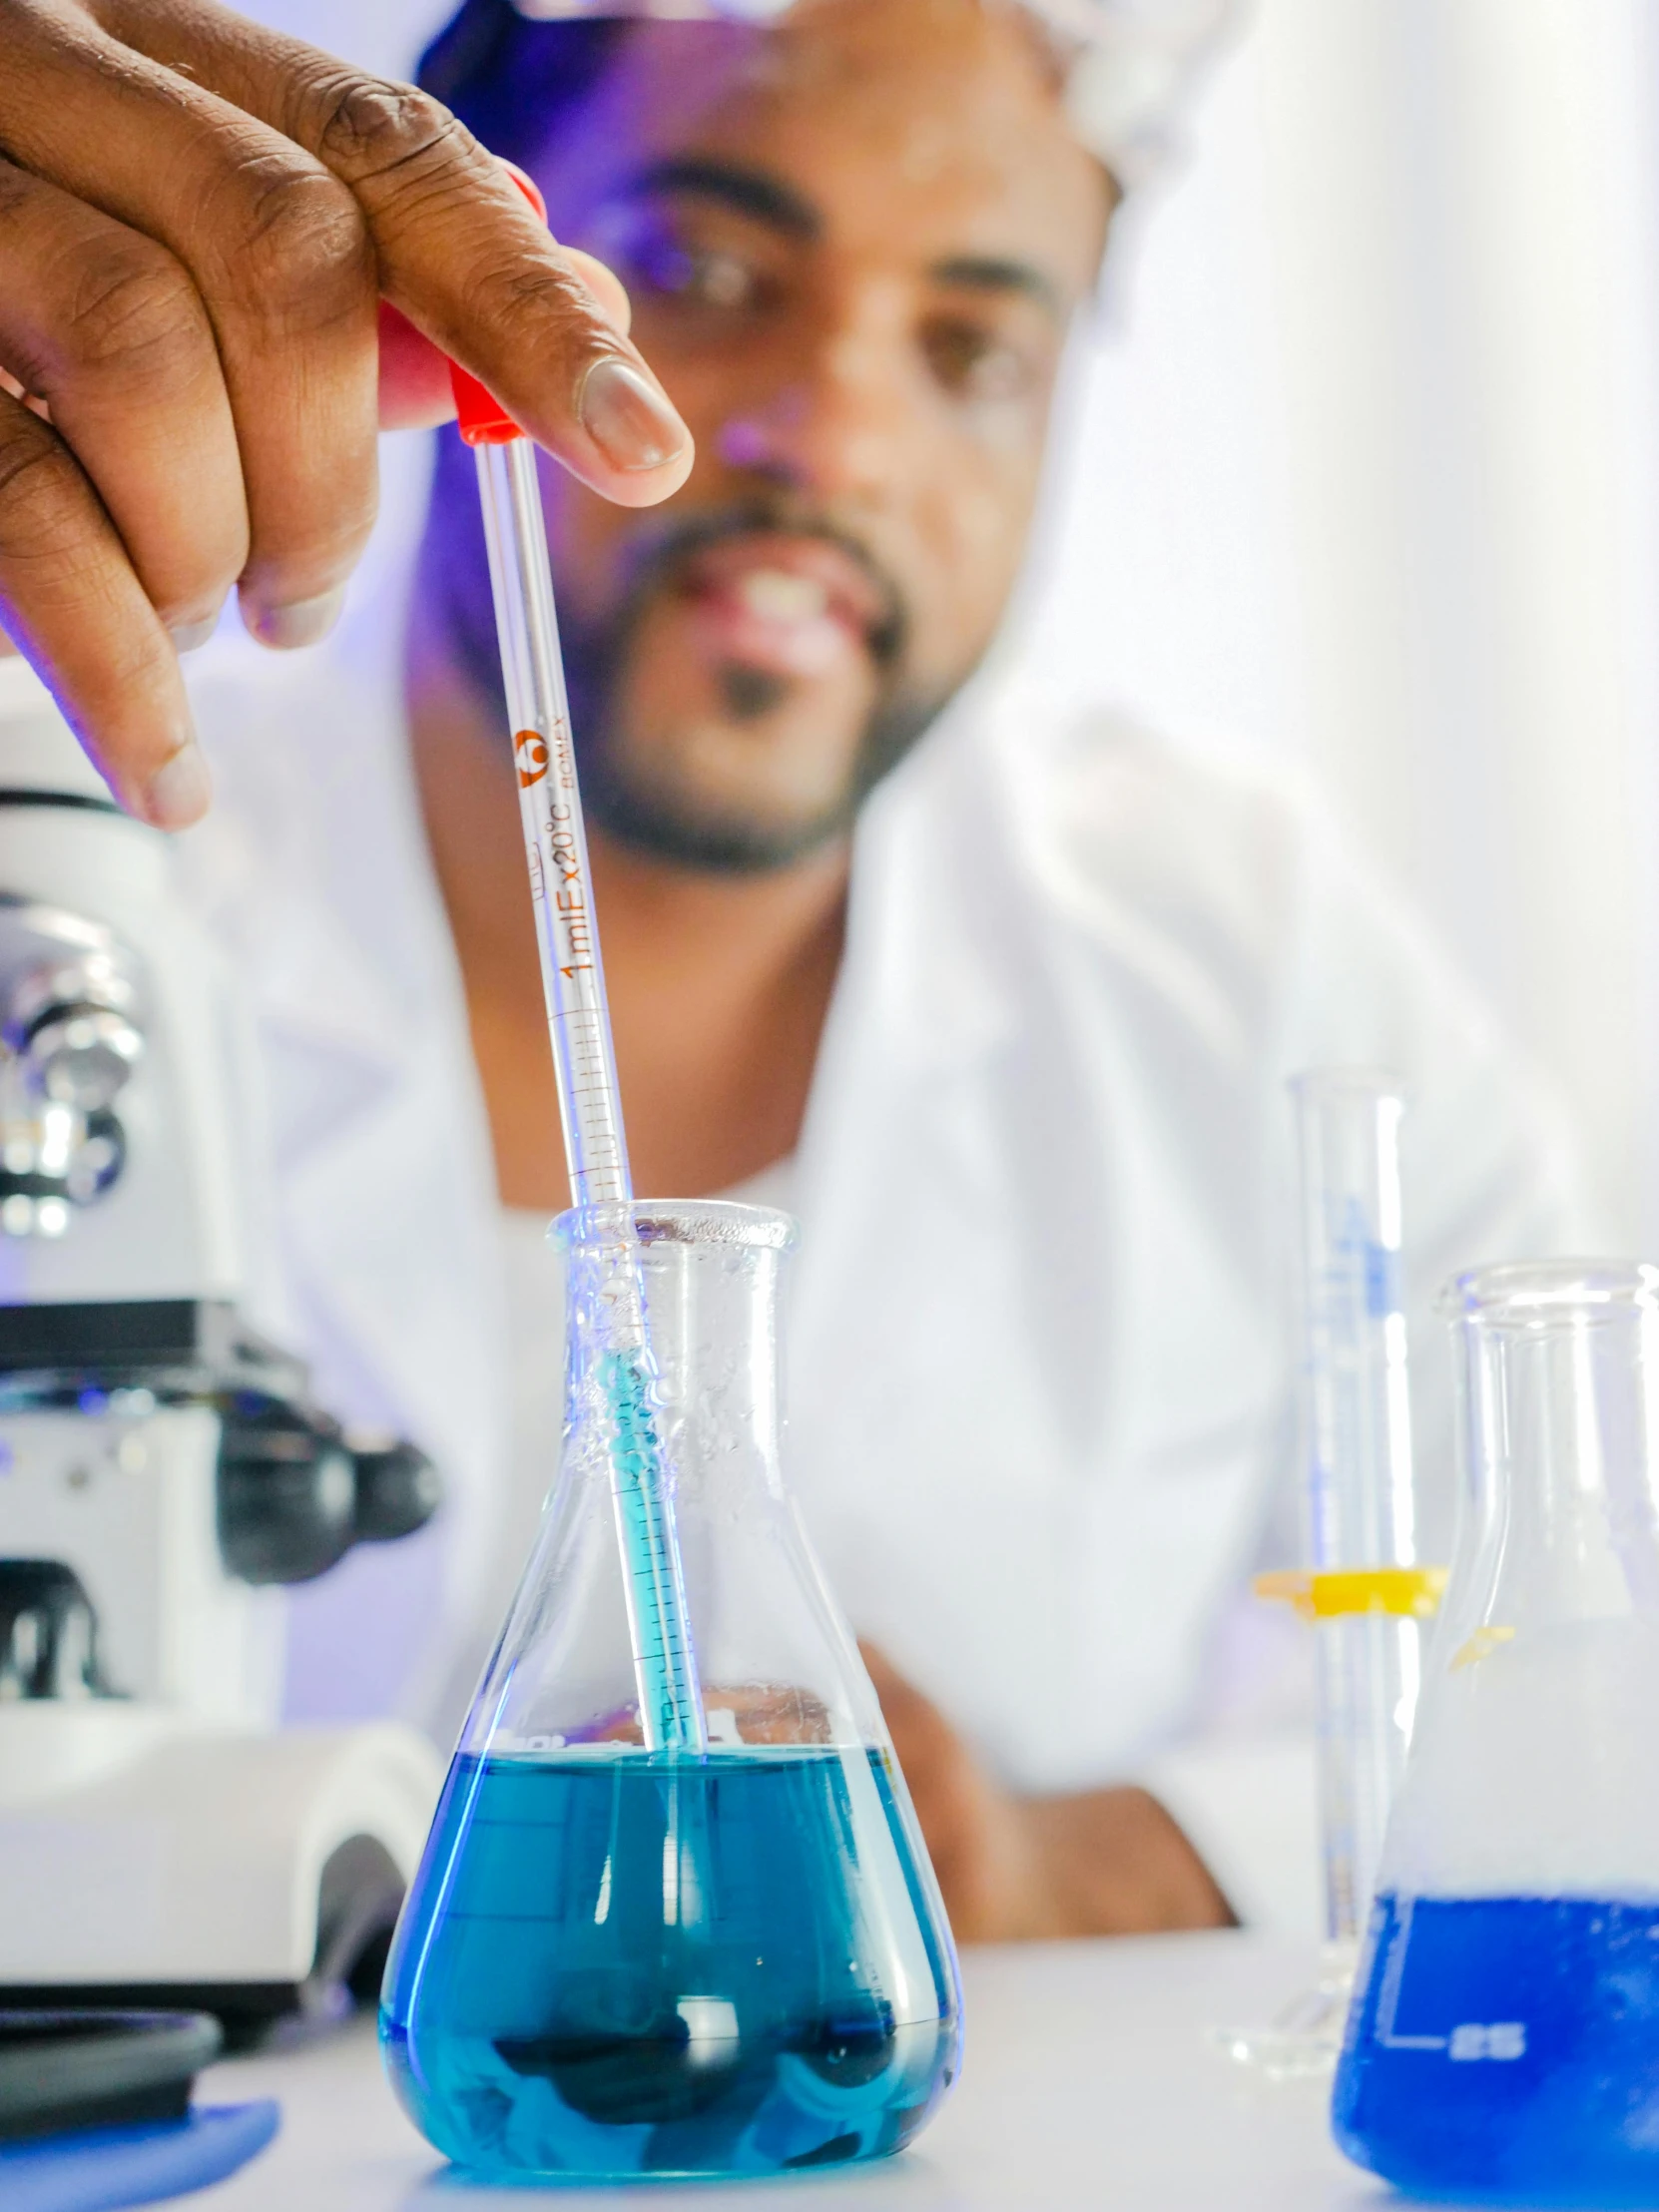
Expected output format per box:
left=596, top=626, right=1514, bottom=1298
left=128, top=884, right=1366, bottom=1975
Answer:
left=0, top=1713, right=441, bottom=2034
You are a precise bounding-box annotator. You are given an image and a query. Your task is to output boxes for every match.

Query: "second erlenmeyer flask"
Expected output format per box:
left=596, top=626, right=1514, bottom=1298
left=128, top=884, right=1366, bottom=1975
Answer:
left=380, top=1202, right=961, bottom=2182
left=1335, top=1261, right=1659, bottom=2201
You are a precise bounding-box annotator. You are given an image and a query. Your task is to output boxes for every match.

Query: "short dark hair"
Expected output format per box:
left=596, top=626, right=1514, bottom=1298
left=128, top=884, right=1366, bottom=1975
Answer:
left=416, top=1, right=626, bottom=168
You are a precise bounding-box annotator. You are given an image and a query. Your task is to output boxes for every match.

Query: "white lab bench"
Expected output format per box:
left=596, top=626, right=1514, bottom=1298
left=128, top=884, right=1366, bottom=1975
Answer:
left=190, top=1932, right=1409, bottom=2211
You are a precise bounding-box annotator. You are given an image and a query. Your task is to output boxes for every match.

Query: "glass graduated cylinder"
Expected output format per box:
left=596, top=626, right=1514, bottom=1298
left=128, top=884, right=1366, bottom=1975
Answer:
left=380, top=1203, right=961, bottom=2182
left=1217, top=1074, right=1428, bottom=2085
left=1293, top=1071, right=1420, bottom=1946
left=1334, top=1262, right=1659, bottom=2202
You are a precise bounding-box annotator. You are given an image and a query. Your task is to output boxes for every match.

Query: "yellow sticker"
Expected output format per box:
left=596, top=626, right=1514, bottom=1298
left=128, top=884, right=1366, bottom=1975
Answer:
left=1253, top=1566, right=1449, bottom=1622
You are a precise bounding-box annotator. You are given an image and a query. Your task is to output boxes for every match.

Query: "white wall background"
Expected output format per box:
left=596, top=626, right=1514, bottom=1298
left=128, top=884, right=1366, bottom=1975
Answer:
left=1021, top=0, right=1659, bottom=1248
left=268, top=0, right=1659, bottom=1245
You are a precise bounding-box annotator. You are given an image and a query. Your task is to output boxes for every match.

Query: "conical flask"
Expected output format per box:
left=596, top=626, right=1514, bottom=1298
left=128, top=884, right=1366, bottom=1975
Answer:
left=381, top=1201, right=961, bottom=2182
left=1334, top=1261, right=1659, bottom=2202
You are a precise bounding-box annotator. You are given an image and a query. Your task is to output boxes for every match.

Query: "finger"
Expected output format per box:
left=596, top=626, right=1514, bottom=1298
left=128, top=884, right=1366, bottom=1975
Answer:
left=562, top=250, right=633, bottom=339
left=0, top=388, right=209, bottom=828
left=88, top=0, right=692, bottom=506
left=376, top=248, right=629, bottom=431
left=0, top=154, right=246, bottom=639
left=2, top=1, right=380, bottom=645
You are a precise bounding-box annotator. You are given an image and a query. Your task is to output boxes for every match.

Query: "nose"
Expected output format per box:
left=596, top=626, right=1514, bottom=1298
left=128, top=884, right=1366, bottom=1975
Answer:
left=713, top=289, right=917, bottom=505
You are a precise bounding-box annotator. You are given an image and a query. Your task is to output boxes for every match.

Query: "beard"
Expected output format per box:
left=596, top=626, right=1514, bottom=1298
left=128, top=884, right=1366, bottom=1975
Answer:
left=421, top=430, right=957, bottom=874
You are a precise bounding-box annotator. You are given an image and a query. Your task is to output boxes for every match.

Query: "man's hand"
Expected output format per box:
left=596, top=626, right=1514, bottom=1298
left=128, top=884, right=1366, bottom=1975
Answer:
left=861, top=1643, right=1237, bottom=1942
left=0, top=0, right=692, bottom=826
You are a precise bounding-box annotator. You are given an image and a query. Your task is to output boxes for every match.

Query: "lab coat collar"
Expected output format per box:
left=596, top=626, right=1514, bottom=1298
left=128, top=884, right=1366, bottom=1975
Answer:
left=195, top=637, right=1032, bottom=1096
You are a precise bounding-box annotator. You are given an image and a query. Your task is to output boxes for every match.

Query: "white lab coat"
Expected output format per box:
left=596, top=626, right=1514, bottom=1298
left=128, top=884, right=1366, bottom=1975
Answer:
left=171, top=560, right=1588, bottom=1931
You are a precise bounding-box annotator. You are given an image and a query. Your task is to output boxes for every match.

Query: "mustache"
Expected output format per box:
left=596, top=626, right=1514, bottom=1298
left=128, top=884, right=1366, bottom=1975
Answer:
left=609, top=498, right=909, bottom=670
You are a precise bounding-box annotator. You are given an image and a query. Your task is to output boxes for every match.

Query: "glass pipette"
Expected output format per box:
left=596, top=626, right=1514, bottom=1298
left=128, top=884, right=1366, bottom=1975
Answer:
left=448, top=171, right=705, bottom=1754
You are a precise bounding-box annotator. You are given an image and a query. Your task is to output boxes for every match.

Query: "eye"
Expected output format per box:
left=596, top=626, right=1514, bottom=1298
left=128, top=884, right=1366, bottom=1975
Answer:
left=682, top=247, right=760, bottom=309
left=600, top=209, right=771, bottom=315
left=922, top=316, right=1038, bottom=404
left=639, top=242, right=758, bottom=309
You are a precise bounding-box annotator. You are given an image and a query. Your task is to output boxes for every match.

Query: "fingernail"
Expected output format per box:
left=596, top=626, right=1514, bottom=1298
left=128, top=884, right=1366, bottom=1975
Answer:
left=169, top=615, right=220, bottom=656
left=247, top=588, right=345, bottom=651
left=578, top=357, right=689, bottom=472
left=143, top=742, right=212, bottom=830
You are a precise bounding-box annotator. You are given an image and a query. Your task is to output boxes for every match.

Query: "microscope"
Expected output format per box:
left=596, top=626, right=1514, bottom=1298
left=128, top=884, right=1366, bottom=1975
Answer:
left=0, top=654, right=444, bottom=2038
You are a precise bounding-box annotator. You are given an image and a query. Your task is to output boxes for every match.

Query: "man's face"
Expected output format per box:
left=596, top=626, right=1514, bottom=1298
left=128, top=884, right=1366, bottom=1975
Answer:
left=434, top=0, right=1112, bottom=868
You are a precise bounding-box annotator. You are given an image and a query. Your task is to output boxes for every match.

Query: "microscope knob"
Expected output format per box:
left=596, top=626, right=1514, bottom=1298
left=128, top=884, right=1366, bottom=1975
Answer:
left=217, top=1415, right=442, bottom=1583
left=348, top=1436, right=442, bottom=1542
left=24, top=1003, right=144, bottom=1110
left=217, top=1415, right=358, bottom=1585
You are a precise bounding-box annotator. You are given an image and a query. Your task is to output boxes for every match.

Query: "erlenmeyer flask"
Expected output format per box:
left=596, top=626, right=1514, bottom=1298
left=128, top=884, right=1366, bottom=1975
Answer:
left=1334, top=1261, right=1659, bottom=2202
left=380, top=1201, right=961, bottom=2182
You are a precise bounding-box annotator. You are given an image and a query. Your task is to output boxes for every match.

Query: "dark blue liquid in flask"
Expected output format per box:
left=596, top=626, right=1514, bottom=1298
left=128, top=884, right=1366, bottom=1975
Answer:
left=1337, top=1892, right=1659, bottom=2202
left=381, top=1203, right=961, bottom=2182
left=1333, top=1263, right=1659, bottom=2204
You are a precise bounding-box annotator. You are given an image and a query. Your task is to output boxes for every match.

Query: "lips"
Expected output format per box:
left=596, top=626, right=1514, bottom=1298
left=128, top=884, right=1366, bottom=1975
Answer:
left=676, top=533, right=889, bottom=682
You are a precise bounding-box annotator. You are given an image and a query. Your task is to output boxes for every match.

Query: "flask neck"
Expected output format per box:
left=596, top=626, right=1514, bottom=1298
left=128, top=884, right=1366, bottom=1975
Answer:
left=561, top=1203, right=793, bottom=1498
left=1448, top=1265, right=1659, bottom=1632
left=1381, top=1262, right=1659, bottom=1903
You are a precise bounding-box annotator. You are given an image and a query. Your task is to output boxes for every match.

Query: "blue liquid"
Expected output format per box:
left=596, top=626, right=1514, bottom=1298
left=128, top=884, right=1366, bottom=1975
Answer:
left=1335, top=1892, right=1659, bottom=2203
left=380, top=1746, right=960, bottom=2181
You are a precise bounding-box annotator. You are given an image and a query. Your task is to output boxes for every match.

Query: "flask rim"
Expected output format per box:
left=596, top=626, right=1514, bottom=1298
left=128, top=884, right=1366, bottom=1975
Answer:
left=1439, top=1257, right=1659, bottom=1324
left=551, top=1198, right=798, bottom=1253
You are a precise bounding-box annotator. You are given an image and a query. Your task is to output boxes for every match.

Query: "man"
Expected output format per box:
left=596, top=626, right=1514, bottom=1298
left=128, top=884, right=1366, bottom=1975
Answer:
left=2, top=0, right=1585, bottom=1938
